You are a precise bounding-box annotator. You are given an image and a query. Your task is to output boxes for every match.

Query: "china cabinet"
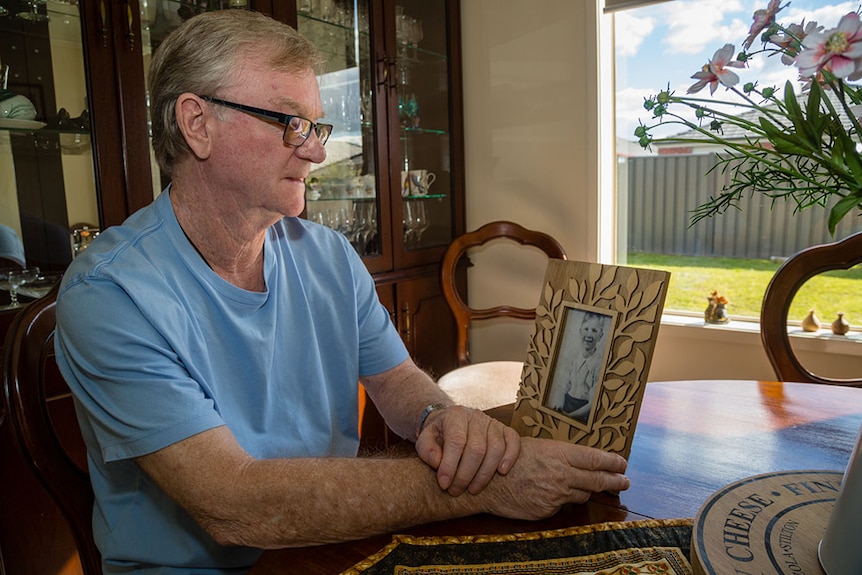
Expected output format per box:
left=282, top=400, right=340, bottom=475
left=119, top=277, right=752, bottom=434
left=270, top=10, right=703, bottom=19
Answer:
left=0, top=0, right=463, bottom=370
left=0, top=0, right=464, bottom=572
left=295, top=0, right=464, bottom=377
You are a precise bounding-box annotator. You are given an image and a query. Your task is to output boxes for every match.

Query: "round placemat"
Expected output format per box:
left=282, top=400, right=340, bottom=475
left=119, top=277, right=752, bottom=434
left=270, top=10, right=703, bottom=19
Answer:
left=692, top=469, right=842, bottom=575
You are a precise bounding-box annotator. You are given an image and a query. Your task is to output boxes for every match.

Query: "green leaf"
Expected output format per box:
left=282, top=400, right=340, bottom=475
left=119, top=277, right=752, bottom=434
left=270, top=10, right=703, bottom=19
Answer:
left=785, top=82, right=821, bottom=146
left=829, top=194, right=862, bottom=234
left=758, top=117, right=813, bottom=154
left=806, top=81, right=823, bottom=120
left=842, top=142, right=862, bottom=184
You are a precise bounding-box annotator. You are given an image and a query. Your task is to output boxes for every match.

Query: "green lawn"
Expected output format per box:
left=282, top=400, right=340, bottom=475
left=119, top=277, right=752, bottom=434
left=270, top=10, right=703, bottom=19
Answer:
left=626, top=253, right=862, bottom=328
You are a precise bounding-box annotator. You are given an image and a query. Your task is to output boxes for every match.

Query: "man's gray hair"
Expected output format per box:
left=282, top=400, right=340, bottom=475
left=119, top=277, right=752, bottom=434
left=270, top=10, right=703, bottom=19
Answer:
left=149, top=10, right=324, bottom=177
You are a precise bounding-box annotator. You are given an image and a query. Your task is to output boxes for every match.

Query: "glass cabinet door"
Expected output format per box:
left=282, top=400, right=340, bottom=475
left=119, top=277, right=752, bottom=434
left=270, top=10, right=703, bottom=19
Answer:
left=141, top=1, right=255, bottom=202
left=0, top=0, right=96, bottom=299
left=295, top=0, right=383, bottom=263
left=393, top=0, right=453, bottom=260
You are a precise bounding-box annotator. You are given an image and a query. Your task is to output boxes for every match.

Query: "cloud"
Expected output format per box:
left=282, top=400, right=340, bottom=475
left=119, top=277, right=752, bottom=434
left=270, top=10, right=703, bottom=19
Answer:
left=616, top=86, right=651, bottom=140
left=661, top=0, right=748, bottom=54
left=614, top=11, right=656, bottom=57
left=782, top=2, right=859, bottom=29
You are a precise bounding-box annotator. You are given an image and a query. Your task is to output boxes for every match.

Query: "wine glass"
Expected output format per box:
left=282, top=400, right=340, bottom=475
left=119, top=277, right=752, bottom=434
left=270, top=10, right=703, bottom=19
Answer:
left=4, top=267, right=39, bottom=309
left=0, top=269, right=13, bottom=306
left=413, top=201, right=430, bottom=244
left=16, top=0, right=49, bottom=22
left=16, top=271, right=62, bottom=300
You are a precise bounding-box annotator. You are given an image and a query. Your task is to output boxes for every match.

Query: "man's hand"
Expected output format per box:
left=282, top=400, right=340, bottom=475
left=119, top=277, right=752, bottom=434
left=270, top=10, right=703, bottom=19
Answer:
left=477, top=436, right=629, bottom=520
left=415, top=405, right=521, bottom=496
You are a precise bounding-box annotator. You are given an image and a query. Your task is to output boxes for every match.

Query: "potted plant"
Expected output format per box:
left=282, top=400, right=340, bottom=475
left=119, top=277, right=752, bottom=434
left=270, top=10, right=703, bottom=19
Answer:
left=636, top=0, right=862, bottom=235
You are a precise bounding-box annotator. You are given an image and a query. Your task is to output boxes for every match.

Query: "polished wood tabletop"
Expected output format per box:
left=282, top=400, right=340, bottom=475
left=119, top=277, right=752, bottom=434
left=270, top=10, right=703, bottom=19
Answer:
left=250, top=380, right=862, bottom=575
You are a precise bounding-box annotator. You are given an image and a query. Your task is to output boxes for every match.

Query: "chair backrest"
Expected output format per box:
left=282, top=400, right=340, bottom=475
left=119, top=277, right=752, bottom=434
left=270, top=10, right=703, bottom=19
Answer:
left=441, top=221, right=567, bottom=366
left=761, top=230, right=862, bottom=386
left=2, top=286, right=101, bottom=574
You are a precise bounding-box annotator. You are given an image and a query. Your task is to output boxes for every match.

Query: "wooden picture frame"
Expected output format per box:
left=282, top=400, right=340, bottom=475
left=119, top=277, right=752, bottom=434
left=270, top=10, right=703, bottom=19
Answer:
left=512, top=259, right=670, bottom=459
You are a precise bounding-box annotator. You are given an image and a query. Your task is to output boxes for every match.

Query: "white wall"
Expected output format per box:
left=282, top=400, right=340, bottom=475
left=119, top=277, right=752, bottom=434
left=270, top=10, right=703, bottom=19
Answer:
left=459, top=0, right=862, bottom=382
left=460, top=0, right=600, bottom=260
left=460, top=0, right=601, bottom=366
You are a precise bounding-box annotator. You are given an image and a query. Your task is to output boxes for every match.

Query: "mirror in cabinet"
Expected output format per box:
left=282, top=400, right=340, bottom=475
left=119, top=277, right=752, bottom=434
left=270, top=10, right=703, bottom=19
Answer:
left=395, top=0, right=453, bottom=255
left=0, top=0, right=96, bottom=300
left=296, top=0, right=382, bottom=259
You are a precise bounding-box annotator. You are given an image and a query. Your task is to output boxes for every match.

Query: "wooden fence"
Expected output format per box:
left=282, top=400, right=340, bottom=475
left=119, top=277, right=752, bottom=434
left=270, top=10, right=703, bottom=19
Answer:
left=621, top=154, right=862, bottom=259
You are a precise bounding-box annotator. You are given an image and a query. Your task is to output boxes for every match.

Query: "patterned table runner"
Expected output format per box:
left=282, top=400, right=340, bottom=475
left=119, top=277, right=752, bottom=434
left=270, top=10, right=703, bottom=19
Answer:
left=341, top=518, right=694, bottom=575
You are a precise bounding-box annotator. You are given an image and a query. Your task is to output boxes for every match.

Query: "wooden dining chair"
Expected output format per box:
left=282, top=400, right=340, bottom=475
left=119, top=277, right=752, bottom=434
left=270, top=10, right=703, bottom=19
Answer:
left=437, top=221, right=567, bottom=409
left=2, top=285, right=101, bottom=574
left=760, top=230, right=862, bottom=386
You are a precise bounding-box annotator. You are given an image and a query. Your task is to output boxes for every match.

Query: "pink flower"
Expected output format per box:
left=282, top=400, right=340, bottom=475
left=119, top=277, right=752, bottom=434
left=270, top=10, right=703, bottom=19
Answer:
left=770, top=21, right=821, bottom=65
left=687, top=44, right=746, bottom=94
left=743, top=0, right=784, bottom=50
left=796, top=12, right=862, bottom=80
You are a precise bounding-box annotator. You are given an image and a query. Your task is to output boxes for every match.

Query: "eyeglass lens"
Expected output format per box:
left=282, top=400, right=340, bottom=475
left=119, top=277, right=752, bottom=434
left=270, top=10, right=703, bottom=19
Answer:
left=284, top=117, right=331, bottom=146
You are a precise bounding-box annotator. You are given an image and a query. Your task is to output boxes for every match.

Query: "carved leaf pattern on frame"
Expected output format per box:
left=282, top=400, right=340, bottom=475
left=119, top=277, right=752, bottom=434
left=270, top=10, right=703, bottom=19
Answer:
left=514, top=260, right=669, bottom=458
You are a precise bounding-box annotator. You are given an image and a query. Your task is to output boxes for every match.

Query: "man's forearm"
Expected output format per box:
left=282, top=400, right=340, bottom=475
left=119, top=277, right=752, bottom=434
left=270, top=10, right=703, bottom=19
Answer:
left=361, top=358, right=453, bottom=441
left=139, top=425, right=629, bottom=551
left=190, top=453, right=483, bottom=548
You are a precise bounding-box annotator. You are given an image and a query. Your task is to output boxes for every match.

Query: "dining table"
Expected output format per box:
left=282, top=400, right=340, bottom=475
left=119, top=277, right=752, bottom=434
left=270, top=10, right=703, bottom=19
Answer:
left=250, top=379, right=862, bottom=575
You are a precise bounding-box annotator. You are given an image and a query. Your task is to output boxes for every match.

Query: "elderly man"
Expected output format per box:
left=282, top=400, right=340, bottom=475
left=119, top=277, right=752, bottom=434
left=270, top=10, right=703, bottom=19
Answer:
left=55, top=10, right=628, bottom=574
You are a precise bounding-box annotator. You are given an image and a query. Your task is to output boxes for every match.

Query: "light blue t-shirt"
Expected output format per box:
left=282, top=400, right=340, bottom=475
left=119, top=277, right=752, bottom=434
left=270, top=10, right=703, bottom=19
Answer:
left=54, top=190, right=408, bottom=574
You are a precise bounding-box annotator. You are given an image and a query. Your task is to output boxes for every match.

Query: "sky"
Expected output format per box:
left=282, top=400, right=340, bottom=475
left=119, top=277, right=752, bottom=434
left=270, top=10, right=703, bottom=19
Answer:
left=614, top=0, right=860, bottom=140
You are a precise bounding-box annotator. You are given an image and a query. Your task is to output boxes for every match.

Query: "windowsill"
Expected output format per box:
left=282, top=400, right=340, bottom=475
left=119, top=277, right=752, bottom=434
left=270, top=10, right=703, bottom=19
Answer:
left=660, top=313, right=862, bottom=356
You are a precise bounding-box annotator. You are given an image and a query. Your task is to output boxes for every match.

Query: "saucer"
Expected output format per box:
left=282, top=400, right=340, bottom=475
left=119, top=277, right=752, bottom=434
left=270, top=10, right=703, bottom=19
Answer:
left=0, top=118, right=47, bottom=130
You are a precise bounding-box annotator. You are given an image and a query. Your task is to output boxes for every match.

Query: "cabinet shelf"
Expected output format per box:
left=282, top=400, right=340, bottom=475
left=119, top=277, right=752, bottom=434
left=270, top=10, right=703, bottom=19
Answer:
left=397, top=45, right=448, bottom=63
left=401, top=126, right=447, bottom=137
left=1, top=127, right=90, bottom=135
left=298, top=11, right=371, bottom=37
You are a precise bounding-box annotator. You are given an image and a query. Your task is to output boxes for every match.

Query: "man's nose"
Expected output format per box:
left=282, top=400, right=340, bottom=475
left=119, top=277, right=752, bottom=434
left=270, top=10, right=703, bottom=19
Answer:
left=295, top=132, right=327, bottom=163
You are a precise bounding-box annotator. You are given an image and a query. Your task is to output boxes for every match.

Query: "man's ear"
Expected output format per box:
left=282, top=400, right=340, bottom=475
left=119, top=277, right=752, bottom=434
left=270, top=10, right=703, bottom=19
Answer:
left=176, top=94, right=212, bottom=160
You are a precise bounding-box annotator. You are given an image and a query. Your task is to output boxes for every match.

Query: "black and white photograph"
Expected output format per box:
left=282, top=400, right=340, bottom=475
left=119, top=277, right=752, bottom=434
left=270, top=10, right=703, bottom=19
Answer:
left=545, top=307, right=613, bottom=424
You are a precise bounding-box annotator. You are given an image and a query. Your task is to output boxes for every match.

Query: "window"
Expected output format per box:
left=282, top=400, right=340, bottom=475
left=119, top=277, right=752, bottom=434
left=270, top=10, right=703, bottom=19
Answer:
left=608, top=0, right=862, bottom=326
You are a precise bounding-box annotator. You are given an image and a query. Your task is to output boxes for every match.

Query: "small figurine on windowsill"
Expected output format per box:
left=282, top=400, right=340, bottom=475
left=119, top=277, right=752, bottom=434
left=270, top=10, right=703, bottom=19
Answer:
left=705, top=290, right=730, bottom=324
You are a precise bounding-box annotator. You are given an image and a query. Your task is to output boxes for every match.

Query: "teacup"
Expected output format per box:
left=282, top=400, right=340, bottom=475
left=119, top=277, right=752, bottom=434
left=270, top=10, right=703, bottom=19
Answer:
left=400, top=171, right=410, bottom=197
left=407, top=170, right=436, bottom=196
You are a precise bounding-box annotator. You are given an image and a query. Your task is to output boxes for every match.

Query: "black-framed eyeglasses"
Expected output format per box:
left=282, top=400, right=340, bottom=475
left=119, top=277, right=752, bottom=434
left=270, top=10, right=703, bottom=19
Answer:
left=199, top=95, right=333, bottom=147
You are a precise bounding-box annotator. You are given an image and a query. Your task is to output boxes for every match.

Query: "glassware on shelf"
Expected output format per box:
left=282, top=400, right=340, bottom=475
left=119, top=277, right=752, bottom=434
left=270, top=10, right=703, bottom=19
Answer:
left=16, top=271, right=63, bottom=300
left=0, top=269, right=12, bottom=306
left=16, top=0, right=49, bottom=22
left=353, top=201, right=377, bottom=255
left=3, top=267, right=40, bottom=309
left=403, top=200, right=430, bottom=248
left=398, top=92, right=420, bottom=128
left=306, top=201, right=378, bottom=257
left=414, top=201, right=429, bottom=243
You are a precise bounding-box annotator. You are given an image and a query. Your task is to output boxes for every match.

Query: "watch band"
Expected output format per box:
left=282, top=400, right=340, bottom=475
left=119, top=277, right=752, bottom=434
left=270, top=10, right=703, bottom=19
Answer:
left=415, top=402, right=447, bottom=440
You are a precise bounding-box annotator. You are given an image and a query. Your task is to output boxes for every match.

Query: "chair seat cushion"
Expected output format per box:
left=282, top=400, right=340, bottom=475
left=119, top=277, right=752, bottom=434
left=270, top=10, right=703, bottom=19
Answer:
left=436, top=361, right=524, bottom=410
